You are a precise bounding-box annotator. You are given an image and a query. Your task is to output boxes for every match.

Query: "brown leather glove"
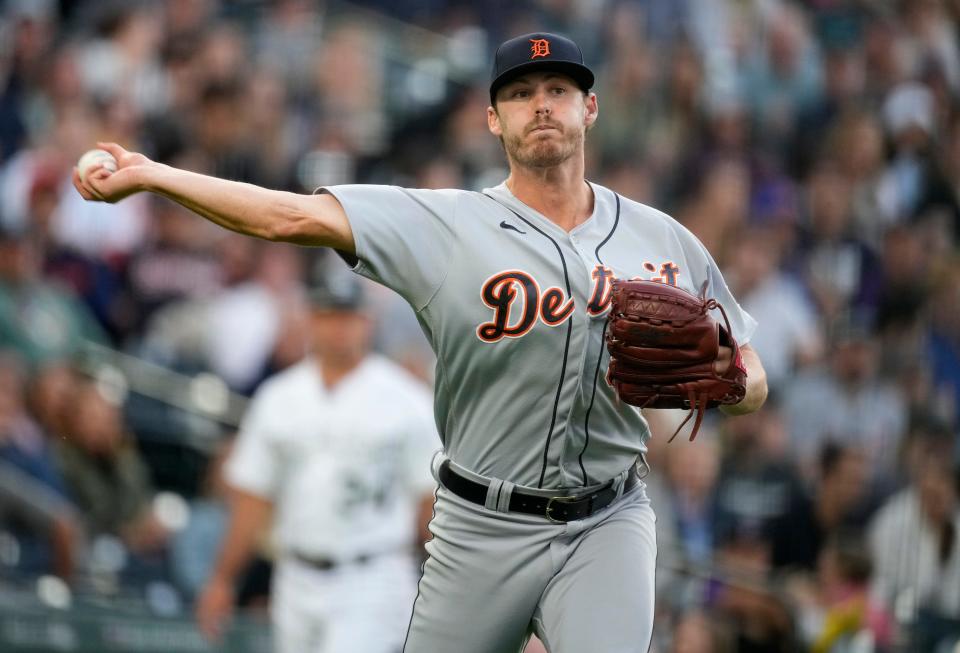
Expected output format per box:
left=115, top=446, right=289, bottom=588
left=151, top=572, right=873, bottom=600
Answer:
left=605, top=279, right=747, bottom=441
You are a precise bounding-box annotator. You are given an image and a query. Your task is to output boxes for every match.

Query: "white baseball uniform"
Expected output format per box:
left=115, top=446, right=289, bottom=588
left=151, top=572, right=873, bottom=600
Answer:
left=225, top=354, right=439, bottom=653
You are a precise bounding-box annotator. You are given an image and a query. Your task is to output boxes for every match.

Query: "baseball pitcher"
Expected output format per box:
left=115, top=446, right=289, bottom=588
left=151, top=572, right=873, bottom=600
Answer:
left=74, top=32, right=767, bottom=653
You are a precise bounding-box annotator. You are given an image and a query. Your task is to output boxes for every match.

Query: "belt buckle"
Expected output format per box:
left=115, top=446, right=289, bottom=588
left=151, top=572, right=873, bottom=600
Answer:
left=545, top=495, right=577, bottom=523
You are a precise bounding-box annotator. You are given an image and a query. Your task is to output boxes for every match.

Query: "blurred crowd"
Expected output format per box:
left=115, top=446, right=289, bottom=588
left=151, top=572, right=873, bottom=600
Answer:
left=1, top=0, right=960, bottom=651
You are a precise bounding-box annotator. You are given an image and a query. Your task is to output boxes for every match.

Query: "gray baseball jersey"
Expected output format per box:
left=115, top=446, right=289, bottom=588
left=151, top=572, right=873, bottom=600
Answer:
left=320, top=180, right=757, bottom=653
left=322, top=181, right=756, bottom=489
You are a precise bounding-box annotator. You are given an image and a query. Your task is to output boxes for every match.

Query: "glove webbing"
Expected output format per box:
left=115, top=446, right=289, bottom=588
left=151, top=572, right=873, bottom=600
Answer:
left=659, top=296, right=736, bottom=443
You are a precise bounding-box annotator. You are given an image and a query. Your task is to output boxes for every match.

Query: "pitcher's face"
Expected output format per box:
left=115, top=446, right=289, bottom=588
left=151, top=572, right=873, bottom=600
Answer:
left=488, top=72, right=597, bottom=169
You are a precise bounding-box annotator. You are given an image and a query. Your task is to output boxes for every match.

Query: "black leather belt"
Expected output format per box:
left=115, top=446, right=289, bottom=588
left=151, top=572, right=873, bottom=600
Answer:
left=438, top=461, right=641, bottom=523
left=291, top=551, right=373, bottom=571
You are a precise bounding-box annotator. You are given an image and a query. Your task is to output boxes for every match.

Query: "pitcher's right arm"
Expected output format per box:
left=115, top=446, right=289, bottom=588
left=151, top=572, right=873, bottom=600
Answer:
left=73, top=142, right=354, bottom=253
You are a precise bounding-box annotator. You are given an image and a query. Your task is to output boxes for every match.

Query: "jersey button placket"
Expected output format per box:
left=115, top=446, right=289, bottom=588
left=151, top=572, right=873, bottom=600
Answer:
left=551, top=237, right=593, bottom=487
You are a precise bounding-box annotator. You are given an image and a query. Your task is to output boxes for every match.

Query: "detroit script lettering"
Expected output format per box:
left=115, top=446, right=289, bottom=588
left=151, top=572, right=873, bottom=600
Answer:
left=476, top=264, right=681, bottom=343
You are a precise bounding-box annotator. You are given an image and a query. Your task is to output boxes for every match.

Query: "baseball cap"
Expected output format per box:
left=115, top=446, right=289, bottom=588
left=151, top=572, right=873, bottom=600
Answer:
left=307, top=275, right=367, bottom=312
left=489, top=32, right=594, bottom=104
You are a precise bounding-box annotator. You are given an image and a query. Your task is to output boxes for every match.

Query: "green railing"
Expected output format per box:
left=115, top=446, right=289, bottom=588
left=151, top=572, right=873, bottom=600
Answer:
left=0, top=588, right=270, bottom=653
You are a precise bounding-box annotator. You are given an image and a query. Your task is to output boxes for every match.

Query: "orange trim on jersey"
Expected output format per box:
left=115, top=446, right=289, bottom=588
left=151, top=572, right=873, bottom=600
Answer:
left=540, top=287, right=576, bottom=326
left=586, top=265, right=615, bottom=315
left=476, top=269, right=542, bottom=343
left=659, top=261, right=681, bottom=286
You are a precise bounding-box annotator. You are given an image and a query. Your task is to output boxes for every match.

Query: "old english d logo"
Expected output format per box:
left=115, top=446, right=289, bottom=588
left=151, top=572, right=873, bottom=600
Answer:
left=530, top=38, right=550, bottom=59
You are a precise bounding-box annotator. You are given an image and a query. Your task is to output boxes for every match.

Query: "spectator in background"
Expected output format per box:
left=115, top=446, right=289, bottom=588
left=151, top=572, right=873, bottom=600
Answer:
left=0, top=227, right=107, bottom=367
left=196, top=278, right=438, bottom=653
left=860, top=14, right=903, bottom=103
left=788, top=533, right=893, bottom=653
left=676, top=156, right=750, bottom=265
left=308, top=23, right=387, bottom=157
left=873, top=224, right=930, bottom=348
left=790, top=41, right=868, bottom=179
left=140, top=235, right=307, bottom=394
left=713, top=403, right=803, bottom=566
left=747, top=173, right=802, bottom=265
left=769, top=442, right=870, bottom=574
left=710, top=518, right=794, bottom=653
left=195, top=20, right=249, bottom=89
left=114, top=195, right=222, bottom=344
left=75, top=2, right=167, bottom=116
left=664, top=434, right=722, bottom=567
left=669, top=608, right=732, bottom=653
left=591, top=25, right=658, bottom=166
left=783, top=318, right=907, bottom=480
left=877, top=82, right=944, bottom=228
left=54, top=379, right=169, bottom=556
left=933, top=116, right=960, bottom=246
left=826, top=111, right=887, bottom=252
left=740, top=3, right=824, bottom=154
left=727, top=227, right=823, bottom=392
left=890, top=417, right=957, bottom=497
left=25, top=361, right=77, bottom=442
left=645, top=40, right=705, bottom=185
left=0, top=2, right=56, bottom=164
left=794, top=160, right=882, bottom=323
left=899, top=0, right=960, bottom=94
left=868, top=432, right=960, bottom=632
left=169, top=439, right=232, bottom=599
left=0, top=350, right=78, bottom=580
left=192, top=80, right=268, bottom=185
left=926, top=264, right=960, bottom=424
left=0, top=353, right=69, bottom=500
left=242, top=67, right=301, bottom=190
left=253, top=0, right=324, bottom=101
left=200, top=238, right=307, bottom=392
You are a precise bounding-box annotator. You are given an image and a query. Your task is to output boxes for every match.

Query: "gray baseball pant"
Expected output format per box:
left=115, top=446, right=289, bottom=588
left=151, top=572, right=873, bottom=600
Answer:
left=403, top=457, right=657, bottom=652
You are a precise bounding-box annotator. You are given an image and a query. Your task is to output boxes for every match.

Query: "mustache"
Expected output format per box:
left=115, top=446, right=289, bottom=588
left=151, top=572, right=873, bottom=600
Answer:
left=525, top=120, right=563, bottom=135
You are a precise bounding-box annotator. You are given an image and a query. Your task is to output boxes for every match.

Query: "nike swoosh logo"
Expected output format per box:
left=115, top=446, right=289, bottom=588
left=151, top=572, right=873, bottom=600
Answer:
left=499, top=221, right=526, bottom=234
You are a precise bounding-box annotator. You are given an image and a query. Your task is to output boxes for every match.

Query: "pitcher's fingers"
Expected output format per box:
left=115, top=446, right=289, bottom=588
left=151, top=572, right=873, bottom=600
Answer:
left=75, top=166, right=105, bottom=201
left=72, top=168, right=97, bottom=200
left=96, top=141, right=127, bottom=160
left=90, top=165, right=113, bottom=180
left=83, top=163, right=111, bottom=200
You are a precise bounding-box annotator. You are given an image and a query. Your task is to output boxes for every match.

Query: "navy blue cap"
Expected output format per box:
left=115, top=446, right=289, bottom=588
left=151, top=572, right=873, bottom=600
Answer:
left=490, top=32, right=594, bottom=104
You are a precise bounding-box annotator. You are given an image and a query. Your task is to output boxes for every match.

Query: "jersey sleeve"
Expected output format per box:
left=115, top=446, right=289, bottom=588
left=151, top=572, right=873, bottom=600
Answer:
left=679, top=227, right=758, bottom=346
left=318, top=184, right=459, bottom=311
left=705, top=255, right=758, bottom=346
left=224, top=390, right=281, bottom=499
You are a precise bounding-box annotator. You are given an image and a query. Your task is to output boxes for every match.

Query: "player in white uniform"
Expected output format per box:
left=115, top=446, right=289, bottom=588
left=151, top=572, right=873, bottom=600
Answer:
left=76, top=31, right=767, bottom=653
left=195, top=277, right=438, bottom=653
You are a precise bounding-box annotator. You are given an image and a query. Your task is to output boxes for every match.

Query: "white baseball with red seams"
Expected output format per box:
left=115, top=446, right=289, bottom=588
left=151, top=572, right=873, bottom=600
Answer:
left=76, top=148, right=117, bottom=183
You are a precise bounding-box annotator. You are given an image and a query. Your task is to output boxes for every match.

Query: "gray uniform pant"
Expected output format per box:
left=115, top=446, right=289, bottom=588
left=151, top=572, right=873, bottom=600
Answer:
left=403, top=457, right=657, bottom=653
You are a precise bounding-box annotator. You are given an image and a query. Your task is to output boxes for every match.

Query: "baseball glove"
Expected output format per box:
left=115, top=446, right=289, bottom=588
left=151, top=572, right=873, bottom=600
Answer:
left=605, top=279, right=747, bottom=442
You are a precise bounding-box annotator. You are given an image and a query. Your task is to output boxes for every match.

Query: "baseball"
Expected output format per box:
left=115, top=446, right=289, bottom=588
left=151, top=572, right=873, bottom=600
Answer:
left=77, top=148, right=117, bottom=183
